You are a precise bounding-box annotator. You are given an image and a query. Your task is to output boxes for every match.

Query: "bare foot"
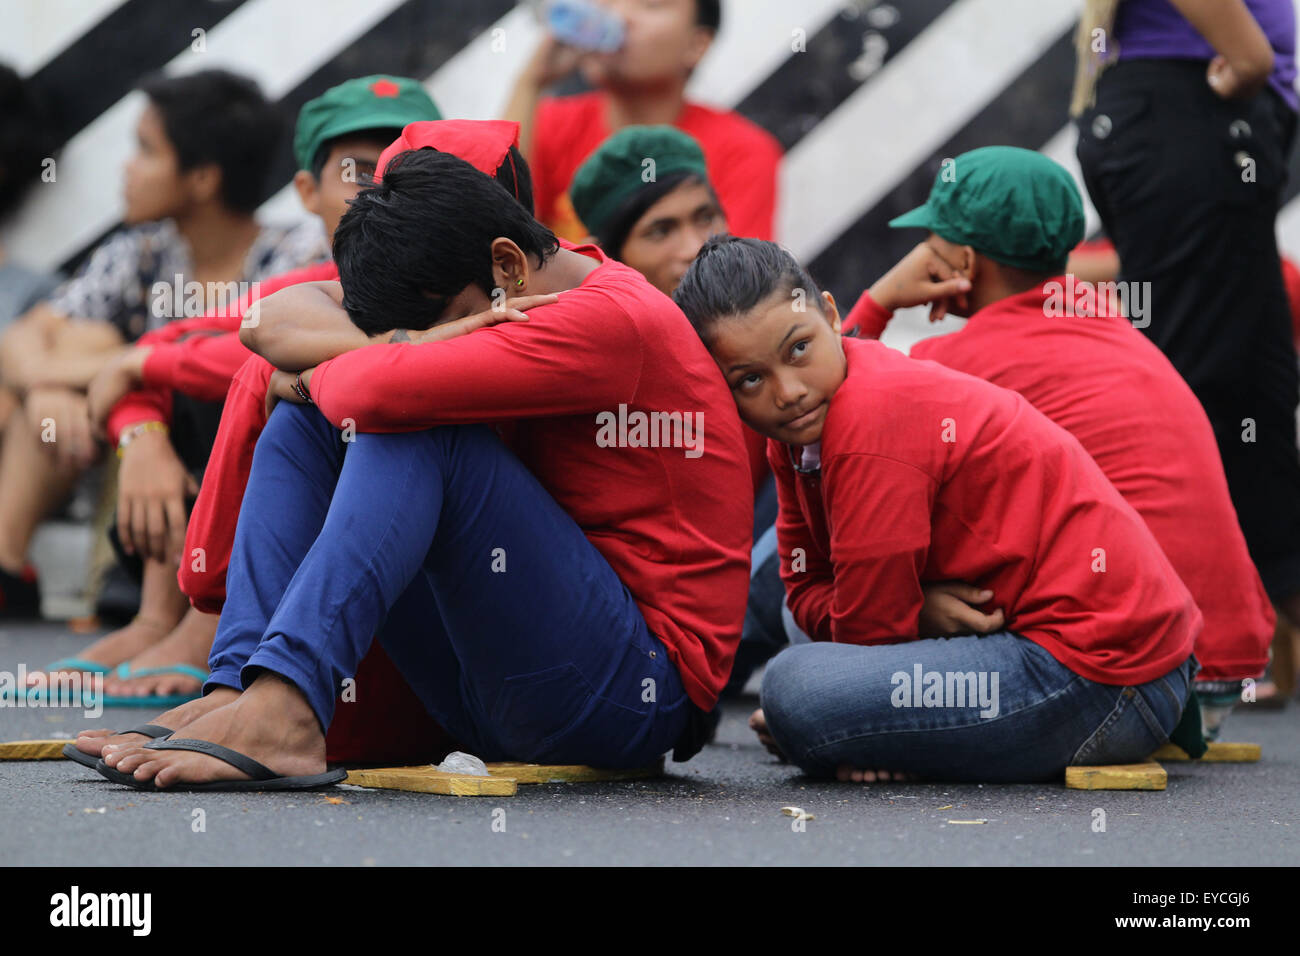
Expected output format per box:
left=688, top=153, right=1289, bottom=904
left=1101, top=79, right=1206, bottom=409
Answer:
left=100, top=609, right=216, bottom=699
left=103, top=673, right=324, bottom=788
left=28, top=614, right=175, bottom=686
left=835, top=765, right=919, bottom=783
left=73, top=686, right=239, bottom=760
left=749, top=707, right=787, bottom=761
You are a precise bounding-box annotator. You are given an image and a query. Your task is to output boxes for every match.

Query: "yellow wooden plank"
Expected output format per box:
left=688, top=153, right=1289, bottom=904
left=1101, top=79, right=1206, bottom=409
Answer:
left=1065, top=761, right=1167, bottom=791
left=343, top=758, right=664, bottom=795
left=0, top=739, right=71, bottom=760
left=485, top=759, right=664, bottom=784
left=344, top=766, right=517, bottom=796
left=1150, top=741, right=1261, bottom=763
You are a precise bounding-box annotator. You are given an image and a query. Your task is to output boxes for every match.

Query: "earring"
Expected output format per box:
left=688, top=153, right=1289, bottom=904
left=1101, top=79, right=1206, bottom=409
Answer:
left=515, top=278, right=525, bottom=288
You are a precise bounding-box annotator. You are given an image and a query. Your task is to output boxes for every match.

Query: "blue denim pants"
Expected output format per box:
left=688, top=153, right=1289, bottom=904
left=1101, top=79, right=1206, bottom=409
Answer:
left=205, top=402, right=691, bottom=767
left=760, top=632, right=1193, bottom=782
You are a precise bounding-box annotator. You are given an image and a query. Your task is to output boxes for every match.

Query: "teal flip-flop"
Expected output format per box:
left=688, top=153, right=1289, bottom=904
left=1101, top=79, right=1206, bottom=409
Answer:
left=44, top=657, right=113, bottom=675
left=92, top=664, right=209, bottom=709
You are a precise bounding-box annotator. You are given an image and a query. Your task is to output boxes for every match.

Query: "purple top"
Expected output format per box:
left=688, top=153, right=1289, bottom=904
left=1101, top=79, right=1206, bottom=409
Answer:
left=1114, top=0, right=1298, bottom=110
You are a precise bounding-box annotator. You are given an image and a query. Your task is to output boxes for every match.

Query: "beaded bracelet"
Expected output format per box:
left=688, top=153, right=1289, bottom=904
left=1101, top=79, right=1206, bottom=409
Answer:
left=293, top=371, right=313, bottom=404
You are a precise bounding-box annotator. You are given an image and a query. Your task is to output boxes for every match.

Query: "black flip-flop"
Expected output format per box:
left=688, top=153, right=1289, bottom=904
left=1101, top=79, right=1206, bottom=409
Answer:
left=62, top=724, right=173, bottom=769
left=95, top=737, right=346, bottom=792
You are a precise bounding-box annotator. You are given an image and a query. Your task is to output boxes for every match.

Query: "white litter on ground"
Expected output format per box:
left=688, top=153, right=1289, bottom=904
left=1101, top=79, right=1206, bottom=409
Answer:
left=436, top=751, right=489, bottom=776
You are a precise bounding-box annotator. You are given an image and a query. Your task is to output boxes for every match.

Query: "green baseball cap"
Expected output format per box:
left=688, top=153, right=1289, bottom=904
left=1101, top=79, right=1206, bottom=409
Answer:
left=570, top=125, right=710, bottom=240
left=889, top=146, right=1085, bottom=275
left=293, top=75, right=442, bottom=173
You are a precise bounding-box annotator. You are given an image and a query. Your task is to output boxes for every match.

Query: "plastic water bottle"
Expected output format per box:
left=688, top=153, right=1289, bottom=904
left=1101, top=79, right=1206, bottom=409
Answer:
left=545, top=0, right=626, bottom=53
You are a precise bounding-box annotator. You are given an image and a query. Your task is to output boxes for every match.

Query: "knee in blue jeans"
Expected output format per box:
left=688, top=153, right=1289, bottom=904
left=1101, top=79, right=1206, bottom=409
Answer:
left=1071, top=667, right=1188, bottom=766
left=263, top=400, right=346, bottom=457
left=759, top=646, right=828, bottom=765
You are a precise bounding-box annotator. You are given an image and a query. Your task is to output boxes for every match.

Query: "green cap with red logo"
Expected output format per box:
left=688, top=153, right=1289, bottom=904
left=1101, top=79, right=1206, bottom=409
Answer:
left=293, top=75, right=442, bottom=173
left=889, top=146, right=1085, bottom=275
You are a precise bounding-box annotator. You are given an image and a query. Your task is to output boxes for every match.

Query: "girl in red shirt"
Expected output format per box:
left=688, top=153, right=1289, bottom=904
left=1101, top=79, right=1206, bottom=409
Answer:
left=675, top=236, right=1200, bottom=783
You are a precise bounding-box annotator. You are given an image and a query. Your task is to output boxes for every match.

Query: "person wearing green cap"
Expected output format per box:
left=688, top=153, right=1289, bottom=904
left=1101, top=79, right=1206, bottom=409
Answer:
left=288, top=75, right=443, bottom=245
left=840, top=145, right=1273, bottom=744
left=673, top=235, right=1200, bottom=782
left=570, top=125, right=726, bottom=297
left=27, top=76, right=442, bottom=710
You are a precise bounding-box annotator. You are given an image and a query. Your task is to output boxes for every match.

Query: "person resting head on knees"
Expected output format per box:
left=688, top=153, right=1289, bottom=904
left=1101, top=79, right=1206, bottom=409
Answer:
left=243, top=126, right=537, bottom=372
left=570, top=125, right=727, bottom=296
left=330, top=146, right=553, bottom=339
left=675, top=236, right=1201, bottom=785
left=95, top=143, right=754, bottom=791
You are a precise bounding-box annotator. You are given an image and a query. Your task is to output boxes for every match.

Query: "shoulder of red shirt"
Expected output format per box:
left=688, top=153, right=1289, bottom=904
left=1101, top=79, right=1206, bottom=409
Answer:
left=536, top=92, right=782, bottom=159
left=678, top=100, right=783, bottom=158
left=535, top=90, right=603, bottom=125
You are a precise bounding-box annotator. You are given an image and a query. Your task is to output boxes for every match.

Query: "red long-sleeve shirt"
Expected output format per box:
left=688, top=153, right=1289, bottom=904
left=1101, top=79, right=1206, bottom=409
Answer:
left=186, top=245, right=753, bottom=710
left=106, top=262, right=340, bottom=443
left=879, top=286, right=1273, bottom=681
left=774, top=335, right=1200, bottom=686
left=180, top=352, right=277, bottom=612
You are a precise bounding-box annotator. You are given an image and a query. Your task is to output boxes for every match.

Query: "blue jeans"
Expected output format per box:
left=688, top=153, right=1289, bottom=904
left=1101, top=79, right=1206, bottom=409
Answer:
left=760, top=632, right=1193, bottom=782
left=206, top=402, right=692, bottom=768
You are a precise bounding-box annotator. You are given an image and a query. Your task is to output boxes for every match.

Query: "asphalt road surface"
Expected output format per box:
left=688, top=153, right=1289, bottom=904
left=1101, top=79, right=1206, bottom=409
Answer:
left=3, top=621, right=1297, bottom=866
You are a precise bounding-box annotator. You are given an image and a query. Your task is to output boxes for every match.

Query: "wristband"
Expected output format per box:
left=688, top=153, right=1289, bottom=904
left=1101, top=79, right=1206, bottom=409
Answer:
left=293, top=371, right=313, bottom=404
left=116, top=421, right=169, bottom=458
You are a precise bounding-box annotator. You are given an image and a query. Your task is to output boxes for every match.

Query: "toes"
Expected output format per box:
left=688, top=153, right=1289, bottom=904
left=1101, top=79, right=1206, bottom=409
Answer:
left=106, top=746, right=152, bottom=771
left=136, top=758, right=171, bottom=785
left=75, top=736, right=110, bottom=757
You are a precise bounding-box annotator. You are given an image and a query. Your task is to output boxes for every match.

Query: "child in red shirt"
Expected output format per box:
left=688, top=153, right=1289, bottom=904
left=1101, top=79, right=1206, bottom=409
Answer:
left=675, top=235, right=1199, bottom=783
left=843, top=148, right=1275, bottom=739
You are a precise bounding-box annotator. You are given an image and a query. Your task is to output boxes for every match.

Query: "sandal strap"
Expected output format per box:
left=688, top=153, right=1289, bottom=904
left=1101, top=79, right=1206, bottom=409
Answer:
left=143, top=738, right=278, bottom=781
left=43, top=657, right=112, bottom=674
left=123, top=664, right=209, bottom=683
left=125, top=724, right=173, bottom=738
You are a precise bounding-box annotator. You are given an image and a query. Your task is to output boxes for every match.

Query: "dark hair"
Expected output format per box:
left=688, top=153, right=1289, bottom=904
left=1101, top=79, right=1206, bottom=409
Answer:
left=138, top=69, right=282, bottom=213
left=0, top=64, right=57, bottom=222
left=597, top=171, right=721, bottom=258
left=309, top=127, right=404, bottom=180
left=674, top=236, right=823, bottom=344
left=696, top=0, right=721, bottom=31
left=333, top=148, right=558, bottom=335
left=489, top=144, right=535, bottom=216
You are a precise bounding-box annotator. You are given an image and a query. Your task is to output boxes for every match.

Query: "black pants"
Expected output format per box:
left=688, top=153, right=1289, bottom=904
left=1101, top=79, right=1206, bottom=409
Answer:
left=1077, top=58, right=1300, bottom=599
